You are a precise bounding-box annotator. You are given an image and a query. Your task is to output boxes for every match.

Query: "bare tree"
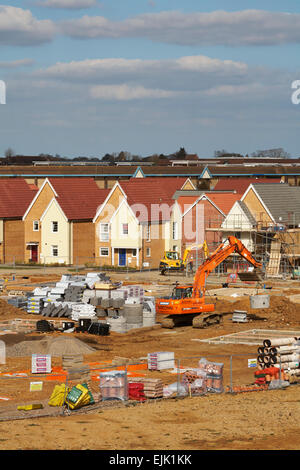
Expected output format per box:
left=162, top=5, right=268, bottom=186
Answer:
left=251, top=148, right=290, bottom=159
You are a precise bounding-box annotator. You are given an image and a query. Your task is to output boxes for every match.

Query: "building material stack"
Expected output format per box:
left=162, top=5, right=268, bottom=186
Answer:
left=99, top=370, right=127, bottom=401
left=128, top=383, right=146, bottom=402
left=23, top=272, right=156, bottom=333
left=31, top=354, right=52, bottom=374
left=62, top=353, right=90, bottom=382
left=128, top=377, right=164, bottom=399
left=147, top=351, right=175, bottom=371
left=256, top=336, right=300, bottom=384
left=7, top=296, right=27, bottom=310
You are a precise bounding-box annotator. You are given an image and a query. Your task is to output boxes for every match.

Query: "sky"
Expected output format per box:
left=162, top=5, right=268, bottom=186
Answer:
left=0, top=1, right=300, bottom=158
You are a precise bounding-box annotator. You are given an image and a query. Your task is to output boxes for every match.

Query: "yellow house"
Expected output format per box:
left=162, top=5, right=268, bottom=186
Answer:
left=93, top=177, right=194, bottom=268
left=39, top=198, right=71, bottom=264
left=23, top=177, right=110, bottom=265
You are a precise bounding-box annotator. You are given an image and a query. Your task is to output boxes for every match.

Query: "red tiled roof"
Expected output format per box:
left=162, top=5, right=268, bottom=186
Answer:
left=213, top=177, right=281, bottom=194
left=0, top=179, right=38, bottom=218
left=120, top=177, right=190, bottom=221
left=177, top=196, right=199, bottom=214
left=178, top=192, right=239, bottom=217
left=48, top=178, right=110, bottom=220
left=205, top=193, right=240, bottom=215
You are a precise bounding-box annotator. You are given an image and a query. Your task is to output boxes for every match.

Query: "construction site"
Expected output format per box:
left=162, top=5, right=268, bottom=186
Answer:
left=0, top=232, right=300, bottom=451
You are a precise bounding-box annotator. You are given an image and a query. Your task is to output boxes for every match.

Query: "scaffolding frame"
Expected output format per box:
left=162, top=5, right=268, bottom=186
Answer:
left=202, top=213, right=300, bottom=278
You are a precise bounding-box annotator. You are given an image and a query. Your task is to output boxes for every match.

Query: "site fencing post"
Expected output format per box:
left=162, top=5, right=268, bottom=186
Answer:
left=230, top=355, right=233, bottom=393
left=125, top=364, right=128, bottom=402
left=176, top=358, right=181, bottom=397
left=62, top=371, right=69, bottom=416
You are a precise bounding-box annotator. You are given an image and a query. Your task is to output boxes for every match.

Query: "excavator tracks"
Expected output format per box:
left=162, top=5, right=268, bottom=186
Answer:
left=161, top=312, right=223, bottom=329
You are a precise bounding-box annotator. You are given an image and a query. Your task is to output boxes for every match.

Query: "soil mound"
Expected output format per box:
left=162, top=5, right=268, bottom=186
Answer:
left=215, top=295, right=300, bottom=325
left=6, top=336, right=96, bottom=357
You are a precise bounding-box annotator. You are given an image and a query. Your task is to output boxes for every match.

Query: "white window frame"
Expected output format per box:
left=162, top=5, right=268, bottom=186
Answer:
left=52, top=245, right=58, bottom=257
left=132, top=248, right=137, bottom=257
left=100, top=247, right=109, bottom=257
left=122, top=223, right=129, bottom=236
left=172, top=221, right=178, bottom=240
left=33, top=220, right=39, bottom=232
left=52, top=221, right=58, bottom=233
left=146, top=224, right=151, bottom=241
left=100, top=223, right=109, bottom=241
left=146, top=247, right=151, bottom=257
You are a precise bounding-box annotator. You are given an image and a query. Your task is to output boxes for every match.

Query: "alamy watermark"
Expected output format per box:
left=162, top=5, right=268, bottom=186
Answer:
left=0, top=80, right=6, bottom=104
left=291, top=80, right=300, bottom=105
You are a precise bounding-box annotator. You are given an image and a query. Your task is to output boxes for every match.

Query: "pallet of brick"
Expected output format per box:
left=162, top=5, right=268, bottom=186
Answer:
left=67, top=366, right=90, bottom=382
left=62, top=354, right=84, bottom=369
left=62, top=354, right=90, bottom=381
left=128, top=383, right=146, bottom=402
left=128, top=377, right=164, bottom=398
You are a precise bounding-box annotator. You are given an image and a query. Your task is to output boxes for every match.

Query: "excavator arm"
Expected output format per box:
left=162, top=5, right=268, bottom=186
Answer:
left=182, top=241, right=209, bottom=265
left=192, top=236, right=262, bottom=298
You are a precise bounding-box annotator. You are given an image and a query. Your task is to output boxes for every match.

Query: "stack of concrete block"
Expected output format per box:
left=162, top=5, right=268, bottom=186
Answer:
left=64, top=285, right=85, bottom=302
left=41, top=302, right=72, bottom=318
left=142, top=297, right=156, bottom=327
left=70, top=303, right=97, bottom=321
left=7, top=296, right=27, bottom=310
left=106, top=316, right=127, bottom=333
left=124, top=304, right=143, bottom=331
left=82, top=289, right=96, bottom=304
left=27, top=296, right=44, bottom=314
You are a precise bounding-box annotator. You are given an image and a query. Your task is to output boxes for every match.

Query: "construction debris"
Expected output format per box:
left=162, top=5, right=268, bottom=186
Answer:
left=16, top=272, right=156, bottom=335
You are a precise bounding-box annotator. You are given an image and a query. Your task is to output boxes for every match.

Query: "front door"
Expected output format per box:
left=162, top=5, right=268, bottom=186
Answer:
left=119, top=249, right=126, bottom=266
left=31, top=245, right=38, bottom=263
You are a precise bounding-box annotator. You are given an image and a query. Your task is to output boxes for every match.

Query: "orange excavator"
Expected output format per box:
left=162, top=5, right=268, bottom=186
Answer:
left=155, top=236, right=263, bottom=328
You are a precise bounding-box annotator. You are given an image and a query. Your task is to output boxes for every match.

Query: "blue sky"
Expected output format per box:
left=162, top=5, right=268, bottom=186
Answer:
left=0, top=1, right=300, bottom=158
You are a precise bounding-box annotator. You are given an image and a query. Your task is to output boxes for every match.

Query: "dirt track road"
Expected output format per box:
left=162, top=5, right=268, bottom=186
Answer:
left=0, top=268, right=300, bottom=451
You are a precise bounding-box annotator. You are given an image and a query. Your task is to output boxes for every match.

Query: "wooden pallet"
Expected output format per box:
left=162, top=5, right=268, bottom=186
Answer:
left=266, top=240, right=281, bottom=276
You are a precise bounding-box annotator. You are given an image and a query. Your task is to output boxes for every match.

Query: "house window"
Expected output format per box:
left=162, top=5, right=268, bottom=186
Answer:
left=146, top=224, right=151, bottom=241
left=100, top=247, right=109, bottom=257
left=100, top=223, right=109, bottom=241
left=52, top=245, right=58, bottom=257
left=132, top=249, right=137, bottom=257
left=173, top=222, right=178, bottom=240
left=33, top=220, right=39, bottom=231
left=122, top=223, right=128, bottom=235
left=173, top=245, right=178, bottom=252
left=146, top=247, right=151, bottom=257
left=52, top=221, right=58, bottom=233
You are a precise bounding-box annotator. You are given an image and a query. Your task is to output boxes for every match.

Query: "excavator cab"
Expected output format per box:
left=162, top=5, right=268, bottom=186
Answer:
left=172, top=285, right=193, bottom=299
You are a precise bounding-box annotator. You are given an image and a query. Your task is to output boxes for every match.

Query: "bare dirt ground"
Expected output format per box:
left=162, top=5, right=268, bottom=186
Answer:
left=0, top=267, right=300, bottom=451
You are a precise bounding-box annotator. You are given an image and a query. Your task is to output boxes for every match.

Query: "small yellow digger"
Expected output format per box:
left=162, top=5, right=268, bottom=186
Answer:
left=159, top=242, right=209, bottom=275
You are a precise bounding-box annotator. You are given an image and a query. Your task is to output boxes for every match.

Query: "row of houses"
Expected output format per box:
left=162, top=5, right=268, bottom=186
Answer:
left=1, top=174, right=300, bottom=272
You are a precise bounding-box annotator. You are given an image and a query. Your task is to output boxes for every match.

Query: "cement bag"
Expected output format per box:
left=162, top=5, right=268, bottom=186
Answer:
left=48, top=384, right=70, bottom=407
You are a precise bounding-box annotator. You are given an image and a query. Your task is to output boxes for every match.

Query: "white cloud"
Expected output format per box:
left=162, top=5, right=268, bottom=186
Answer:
left=0, top=6, right=56, bottom=46
left=90, top=84, right=177, bottom=100
left=61, top=9, right=300, bottom=46
left=175, top=56, right=247, bottom=74
left=37, top=55, right=248, bottom=82
left=0, top=58, right=34, bottom=68
left=38, top=0, right=98, bottom=9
